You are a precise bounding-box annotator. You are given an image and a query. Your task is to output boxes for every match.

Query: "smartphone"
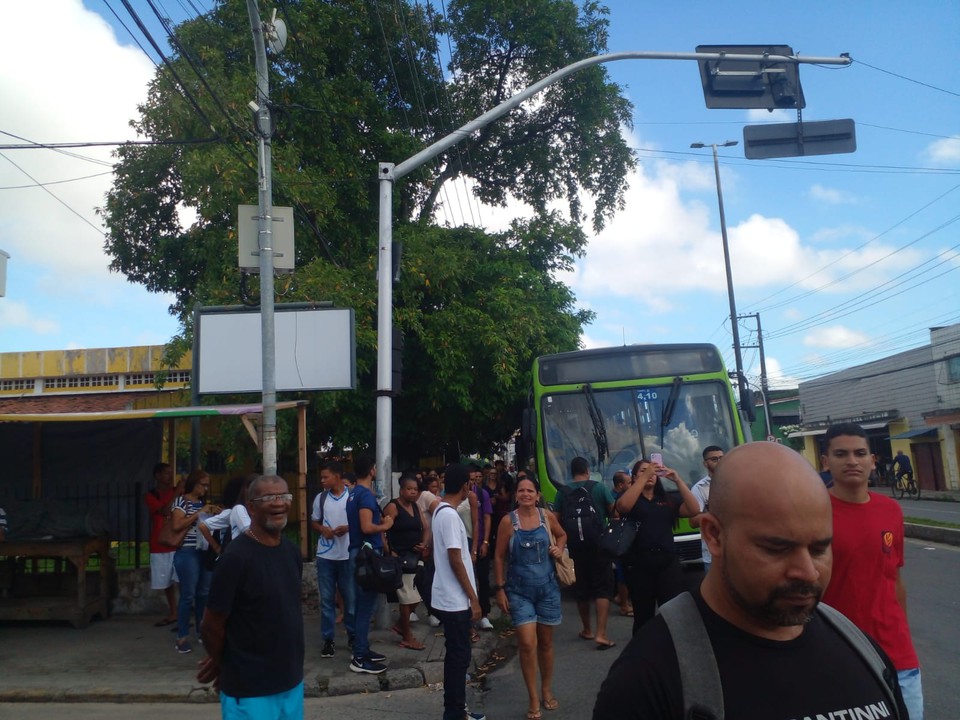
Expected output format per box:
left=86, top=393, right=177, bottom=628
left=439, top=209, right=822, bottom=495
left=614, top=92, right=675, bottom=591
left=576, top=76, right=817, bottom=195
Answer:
left=650, top=452, right=666, bottom=476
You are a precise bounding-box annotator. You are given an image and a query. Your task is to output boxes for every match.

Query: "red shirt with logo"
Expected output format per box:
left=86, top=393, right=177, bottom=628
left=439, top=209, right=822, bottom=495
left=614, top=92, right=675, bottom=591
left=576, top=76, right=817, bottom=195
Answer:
left=822, top=492, right=918, bottom=670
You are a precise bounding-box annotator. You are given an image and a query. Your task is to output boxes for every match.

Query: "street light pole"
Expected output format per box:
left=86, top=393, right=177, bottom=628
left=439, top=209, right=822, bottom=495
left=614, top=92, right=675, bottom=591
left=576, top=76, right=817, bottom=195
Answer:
left=691, top=140, right=747, bottom=407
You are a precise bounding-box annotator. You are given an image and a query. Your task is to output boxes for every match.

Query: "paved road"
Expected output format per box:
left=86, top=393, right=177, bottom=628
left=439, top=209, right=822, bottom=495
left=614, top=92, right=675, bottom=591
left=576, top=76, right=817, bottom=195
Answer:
left=4, top=540, right=957, bottom=720
left=897, top=497, right=960, bottom=525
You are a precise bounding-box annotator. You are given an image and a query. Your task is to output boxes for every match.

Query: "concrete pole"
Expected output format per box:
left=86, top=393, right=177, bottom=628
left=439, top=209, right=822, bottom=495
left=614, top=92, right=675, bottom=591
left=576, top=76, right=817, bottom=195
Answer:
left=376, top=164, right=395, bottom=494
left=245, top=0, right=277, bottom=475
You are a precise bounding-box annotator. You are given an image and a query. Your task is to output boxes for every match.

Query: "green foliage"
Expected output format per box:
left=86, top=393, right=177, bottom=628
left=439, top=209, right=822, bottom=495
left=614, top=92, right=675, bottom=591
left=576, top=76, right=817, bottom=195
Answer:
left=100, top=0, right=633, bottom=461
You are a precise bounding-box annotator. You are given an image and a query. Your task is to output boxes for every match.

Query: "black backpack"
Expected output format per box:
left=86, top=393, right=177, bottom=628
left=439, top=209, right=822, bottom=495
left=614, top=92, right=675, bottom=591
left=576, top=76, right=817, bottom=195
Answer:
left=559, top=481, right=603, bottom=552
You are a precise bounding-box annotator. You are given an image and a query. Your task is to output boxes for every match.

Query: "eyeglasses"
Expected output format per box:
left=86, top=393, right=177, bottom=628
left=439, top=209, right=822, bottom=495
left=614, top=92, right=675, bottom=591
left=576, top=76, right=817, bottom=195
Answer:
left=705, top=456, right=723, bottom=464
left=250, top=493, right=293, bottom=503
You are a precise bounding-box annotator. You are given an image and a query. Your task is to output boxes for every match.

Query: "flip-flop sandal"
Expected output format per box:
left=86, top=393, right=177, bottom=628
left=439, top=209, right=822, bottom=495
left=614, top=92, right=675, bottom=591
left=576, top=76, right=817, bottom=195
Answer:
left=619, top=609, right=634, bottom=617
left=526, top=710, right=542, bottom=720
left=595, top=640, right=616, bottom=651
left=542, top=698, right=560, bottom=711
left=399, top=640, right=425, bottom=650
left=578, top=630, right=595, bottom=641
left=154, top=617, right=176, bottom=627
left=470, top=629, right=481, bottom=643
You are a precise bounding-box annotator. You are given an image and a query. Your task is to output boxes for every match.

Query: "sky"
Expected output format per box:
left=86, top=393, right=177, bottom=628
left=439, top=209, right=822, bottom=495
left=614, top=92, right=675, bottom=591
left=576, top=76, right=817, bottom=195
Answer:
left=1, top=0, right=958, bottom=393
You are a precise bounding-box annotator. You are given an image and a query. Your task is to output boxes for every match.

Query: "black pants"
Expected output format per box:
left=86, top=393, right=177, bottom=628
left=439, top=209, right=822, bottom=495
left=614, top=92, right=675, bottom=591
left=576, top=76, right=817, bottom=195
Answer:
left=434, top=608, right=473, bottom=720
left=624, top=551, right=683, bottom=636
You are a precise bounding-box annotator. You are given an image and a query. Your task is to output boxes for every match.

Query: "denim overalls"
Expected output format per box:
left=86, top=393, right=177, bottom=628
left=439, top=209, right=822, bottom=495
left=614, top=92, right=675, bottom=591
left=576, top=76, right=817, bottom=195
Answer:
left=506, top=509, right=562, bottom=626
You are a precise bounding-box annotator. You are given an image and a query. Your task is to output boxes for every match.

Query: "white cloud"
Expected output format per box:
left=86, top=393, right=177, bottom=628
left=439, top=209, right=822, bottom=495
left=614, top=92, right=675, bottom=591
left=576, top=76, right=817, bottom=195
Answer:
left=0, top=0, right=155, bottom=282
left=809, top=184, right=857, bottom=205
left=0, top=301, right=59, bottom=335
left=802, top=325, right=872, bottom=349
left=924, top=136, right=960, bottom=165
left=761, top=356, right=801, bottom=390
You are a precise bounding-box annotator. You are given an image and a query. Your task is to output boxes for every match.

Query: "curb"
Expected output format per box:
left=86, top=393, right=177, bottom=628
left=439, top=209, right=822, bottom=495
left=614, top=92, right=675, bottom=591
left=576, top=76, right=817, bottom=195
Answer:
left=905, top=522, right=960, bottom=547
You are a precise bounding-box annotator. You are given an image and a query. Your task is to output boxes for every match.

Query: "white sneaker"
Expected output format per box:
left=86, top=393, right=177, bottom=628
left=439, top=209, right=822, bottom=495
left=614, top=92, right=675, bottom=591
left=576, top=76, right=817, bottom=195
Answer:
left=409, top=612, right=419, bottom=623
left=479, top=617, right=494, bottom=631
left=428, top=615, right=441, bottom=627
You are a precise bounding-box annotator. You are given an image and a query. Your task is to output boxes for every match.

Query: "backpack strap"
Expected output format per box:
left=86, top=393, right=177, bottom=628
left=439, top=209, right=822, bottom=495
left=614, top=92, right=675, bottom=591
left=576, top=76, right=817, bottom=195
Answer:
left=817, top=604, right=901, bottom=720
left=510, top=510, right=521, bottom=532
left=317, top=489, right=329, bottom=526
left=659, top=592, right=723, bottom=720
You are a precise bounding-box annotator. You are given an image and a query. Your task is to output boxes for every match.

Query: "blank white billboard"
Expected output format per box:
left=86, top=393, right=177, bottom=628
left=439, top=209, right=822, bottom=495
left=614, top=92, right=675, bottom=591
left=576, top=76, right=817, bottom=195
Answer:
left=197, top=307, right=355, bottom=394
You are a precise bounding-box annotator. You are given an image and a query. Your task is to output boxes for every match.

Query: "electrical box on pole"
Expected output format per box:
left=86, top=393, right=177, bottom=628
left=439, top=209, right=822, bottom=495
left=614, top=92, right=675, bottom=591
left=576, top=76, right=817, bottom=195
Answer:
left=238, top=205, right=295, bottom=273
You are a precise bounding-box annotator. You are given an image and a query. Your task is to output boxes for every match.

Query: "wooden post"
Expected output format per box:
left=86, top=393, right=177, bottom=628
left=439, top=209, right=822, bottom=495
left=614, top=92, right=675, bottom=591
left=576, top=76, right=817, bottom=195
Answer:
left=297, top=402, right=308, bottom=559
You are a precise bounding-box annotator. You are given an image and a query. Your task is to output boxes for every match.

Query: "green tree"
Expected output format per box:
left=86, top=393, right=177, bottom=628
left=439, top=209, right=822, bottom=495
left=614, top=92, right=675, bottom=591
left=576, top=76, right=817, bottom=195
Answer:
left=100, top=0, right=632, bottom=459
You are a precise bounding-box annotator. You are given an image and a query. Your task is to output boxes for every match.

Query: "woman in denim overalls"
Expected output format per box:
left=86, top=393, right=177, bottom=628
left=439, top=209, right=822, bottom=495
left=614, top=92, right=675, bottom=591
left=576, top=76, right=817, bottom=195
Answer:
left=493, top=477, right=567, bottom=720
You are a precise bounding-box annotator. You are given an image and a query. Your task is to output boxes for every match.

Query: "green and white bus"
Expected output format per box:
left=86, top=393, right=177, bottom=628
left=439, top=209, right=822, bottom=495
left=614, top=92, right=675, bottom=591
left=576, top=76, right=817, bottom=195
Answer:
left=520, top=343, right=750, bottom=562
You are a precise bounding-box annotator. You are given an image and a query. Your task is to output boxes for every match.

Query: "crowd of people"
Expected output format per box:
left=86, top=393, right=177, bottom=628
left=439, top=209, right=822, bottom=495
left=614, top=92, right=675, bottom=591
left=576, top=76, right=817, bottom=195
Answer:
left=141, top=425, right=924, bottom=720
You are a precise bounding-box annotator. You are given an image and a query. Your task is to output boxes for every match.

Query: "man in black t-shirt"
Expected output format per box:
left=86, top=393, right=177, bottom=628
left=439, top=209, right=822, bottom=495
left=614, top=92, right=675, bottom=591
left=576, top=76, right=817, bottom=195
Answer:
left=593, top=443, right=907, bottom=720
left=198, top=475, right=305, bottom=719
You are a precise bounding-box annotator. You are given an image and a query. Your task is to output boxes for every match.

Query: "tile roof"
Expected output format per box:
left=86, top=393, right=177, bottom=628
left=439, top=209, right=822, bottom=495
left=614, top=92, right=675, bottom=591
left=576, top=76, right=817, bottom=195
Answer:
left=0, top=392, right=166, bottom=415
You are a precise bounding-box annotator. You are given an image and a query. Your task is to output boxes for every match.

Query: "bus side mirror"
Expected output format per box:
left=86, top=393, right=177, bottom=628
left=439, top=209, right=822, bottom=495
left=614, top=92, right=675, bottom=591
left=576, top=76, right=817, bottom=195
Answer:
left=740, top=388, right=757, bottom=423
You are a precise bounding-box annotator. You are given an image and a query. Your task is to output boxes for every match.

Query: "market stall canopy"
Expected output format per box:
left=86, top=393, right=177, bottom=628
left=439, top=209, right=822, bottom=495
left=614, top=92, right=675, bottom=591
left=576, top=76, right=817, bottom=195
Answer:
left=0, top=400, right=304, bottom=423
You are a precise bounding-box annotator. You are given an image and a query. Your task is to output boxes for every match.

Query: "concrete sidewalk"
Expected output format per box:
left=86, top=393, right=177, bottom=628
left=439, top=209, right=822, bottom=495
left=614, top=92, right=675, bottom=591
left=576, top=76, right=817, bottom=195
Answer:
left=0, top=608, right=501, bottom=703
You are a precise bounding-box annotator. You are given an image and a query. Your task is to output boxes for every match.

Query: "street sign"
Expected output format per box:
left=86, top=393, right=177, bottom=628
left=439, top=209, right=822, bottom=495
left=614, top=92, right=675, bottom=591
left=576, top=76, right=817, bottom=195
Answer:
left=697, top=45, right=804, bottom=110
left=743, top=119, right=856, bottom=159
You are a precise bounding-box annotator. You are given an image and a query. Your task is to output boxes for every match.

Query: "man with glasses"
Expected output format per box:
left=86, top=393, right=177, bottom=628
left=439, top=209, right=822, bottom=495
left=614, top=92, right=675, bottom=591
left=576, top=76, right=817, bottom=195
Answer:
left=689, top=446, right=724, bottom=573
left=198, top=475, right=304, bottom=720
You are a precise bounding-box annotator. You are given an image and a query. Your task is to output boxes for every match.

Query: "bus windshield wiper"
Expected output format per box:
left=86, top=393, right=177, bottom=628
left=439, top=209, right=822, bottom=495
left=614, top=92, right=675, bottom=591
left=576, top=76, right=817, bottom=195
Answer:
left=661, top=376, right=684, bottom=434
left=583, top=383, right=608, bottom=464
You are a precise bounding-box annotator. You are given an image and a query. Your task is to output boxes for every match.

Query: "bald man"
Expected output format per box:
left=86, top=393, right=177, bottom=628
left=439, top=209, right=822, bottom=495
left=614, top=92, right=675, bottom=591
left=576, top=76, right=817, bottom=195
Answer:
left=593, top=442, right=907, bottom=720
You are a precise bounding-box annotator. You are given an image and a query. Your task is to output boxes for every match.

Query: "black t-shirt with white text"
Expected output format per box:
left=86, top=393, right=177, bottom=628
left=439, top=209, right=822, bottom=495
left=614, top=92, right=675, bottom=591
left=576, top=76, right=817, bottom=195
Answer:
left=206, top=533, right=304, bottom=698
left=593, top=590, right=906, bottom=720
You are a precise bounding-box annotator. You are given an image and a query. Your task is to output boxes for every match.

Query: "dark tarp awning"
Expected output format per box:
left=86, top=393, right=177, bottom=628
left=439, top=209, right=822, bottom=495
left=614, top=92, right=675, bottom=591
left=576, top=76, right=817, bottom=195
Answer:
left=889, top=427, right=938, bottom=440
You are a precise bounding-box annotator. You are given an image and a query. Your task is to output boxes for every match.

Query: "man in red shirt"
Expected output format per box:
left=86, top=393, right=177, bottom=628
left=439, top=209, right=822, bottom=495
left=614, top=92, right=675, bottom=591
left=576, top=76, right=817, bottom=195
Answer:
left=144, top=462, right=178, bottom=626
left=821, top=423, right=923, bottom=720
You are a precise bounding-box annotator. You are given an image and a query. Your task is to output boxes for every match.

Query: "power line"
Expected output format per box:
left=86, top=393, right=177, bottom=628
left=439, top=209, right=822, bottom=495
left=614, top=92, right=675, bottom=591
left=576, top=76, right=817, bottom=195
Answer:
left=853, top=59, right=960, bottom=99
left=0, top=170, right=114, bottom=190
left=0, top=152, right=105, bottom=236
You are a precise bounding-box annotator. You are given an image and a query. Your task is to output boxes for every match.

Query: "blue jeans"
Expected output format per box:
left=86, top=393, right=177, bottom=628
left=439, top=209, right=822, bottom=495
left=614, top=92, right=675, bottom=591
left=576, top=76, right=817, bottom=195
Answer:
left=173, top=547, right=211, bottom=640
left=316, top=557, right=355, bottom=641
left=348, top=546, right=378, bottom=661
left=434, top=608, right=473, bottom=720
left=898, top=668, right=923, bottom=720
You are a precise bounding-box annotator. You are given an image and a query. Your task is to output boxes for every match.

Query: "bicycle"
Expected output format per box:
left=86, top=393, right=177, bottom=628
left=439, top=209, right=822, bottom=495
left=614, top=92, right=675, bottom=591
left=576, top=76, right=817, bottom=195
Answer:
left=895, top=472, right=920, bottom=500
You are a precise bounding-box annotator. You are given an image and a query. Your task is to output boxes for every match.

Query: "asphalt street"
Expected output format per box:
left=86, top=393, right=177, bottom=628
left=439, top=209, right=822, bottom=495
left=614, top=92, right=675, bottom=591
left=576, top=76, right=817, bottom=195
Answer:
left=2, top=540, right=957, bottom=720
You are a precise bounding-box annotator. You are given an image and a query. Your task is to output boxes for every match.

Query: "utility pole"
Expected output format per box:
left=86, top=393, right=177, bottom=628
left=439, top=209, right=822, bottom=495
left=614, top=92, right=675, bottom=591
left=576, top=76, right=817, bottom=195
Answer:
left=245, top=0, right=277, bottom=475
left=739, top=312, right=773, bottom=437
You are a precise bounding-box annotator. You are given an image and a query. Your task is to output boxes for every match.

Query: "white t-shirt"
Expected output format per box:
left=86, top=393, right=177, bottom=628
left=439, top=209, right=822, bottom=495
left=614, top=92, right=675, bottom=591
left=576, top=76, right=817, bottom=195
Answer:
left=416, top=490, right=439, bottom=533
left=312, top=488, right=350, bottom=561
left=431, top=502, right=476, bottom=612
left=691, top=476, right=711, bottom=564
left=201, top=505, right=251, bottom=540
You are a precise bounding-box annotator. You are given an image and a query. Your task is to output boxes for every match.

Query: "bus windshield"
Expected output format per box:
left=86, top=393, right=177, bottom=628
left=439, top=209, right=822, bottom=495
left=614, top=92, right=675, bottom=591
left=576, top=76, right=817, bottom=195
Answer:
left=540, top=381, right=737, bottom=492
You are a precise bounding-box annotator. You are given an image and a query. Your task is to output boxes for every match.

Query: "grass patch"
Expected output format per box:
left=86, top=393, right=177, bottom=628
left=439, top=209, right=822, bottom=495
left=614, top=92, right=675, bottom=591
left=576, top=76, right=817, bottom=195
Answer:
left=904, top=517, right=960, bottom=530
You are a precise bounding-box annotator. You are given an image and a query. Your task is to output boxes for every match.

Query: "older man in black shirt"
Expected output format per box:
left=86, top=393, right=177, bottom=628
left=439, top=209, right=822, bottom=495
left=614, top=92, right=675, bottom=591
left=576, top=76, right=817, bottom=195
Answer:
left=198, top=475, right=304, bottom=719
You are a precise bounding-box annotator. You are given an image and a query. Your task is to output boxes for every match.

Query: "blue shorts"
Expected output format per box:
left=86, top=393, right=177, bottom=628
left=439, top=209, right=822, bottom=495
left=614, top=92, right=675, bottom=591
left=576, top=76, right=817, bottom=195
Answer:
left=221, top=681, right=304, bottom=720
left=506, top=578, right=562, bottom=627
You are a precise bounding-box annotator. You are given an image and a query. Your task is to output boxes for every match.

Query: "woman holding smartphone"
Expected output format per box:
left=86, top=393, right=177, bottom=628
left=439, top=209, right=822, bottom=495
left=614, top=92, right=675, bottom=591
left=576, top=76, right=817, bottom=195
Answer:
left=616, top=457, right=701, bottom=635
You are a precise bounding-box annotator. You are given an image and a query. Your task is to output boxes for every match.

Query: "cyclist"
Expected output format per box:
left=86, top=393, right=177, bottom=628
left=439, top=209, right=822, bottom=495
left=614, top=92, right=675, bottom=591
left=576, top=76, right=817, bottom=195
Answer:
left=892, top=450, right=914, bottom=486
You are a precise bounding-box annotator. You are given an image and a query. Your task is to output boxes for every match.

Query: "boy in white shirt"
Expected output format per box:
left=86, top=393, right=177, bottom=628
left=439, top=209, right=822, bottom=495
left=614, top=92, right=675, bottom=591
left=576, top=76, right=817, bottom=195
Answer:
left=432, top=464, right=485, bottom=720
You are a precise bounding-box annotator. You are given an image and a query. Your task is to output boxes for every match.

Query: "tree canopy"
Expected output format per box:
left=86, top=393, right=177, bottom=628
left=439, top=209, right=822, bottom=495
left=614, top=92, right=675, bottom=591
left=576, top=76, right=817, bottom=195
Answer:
left=101, top=0, right=634, bottom=463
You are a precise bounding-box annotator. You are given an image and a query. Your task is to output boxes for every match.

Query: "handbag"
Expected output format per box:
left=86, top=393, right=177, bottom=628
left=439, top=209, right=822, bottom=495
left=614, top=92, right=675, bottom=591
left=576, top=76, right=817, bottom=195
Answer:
left=399, top=550, right=421, bottom=574
left=543, top=509, right=576, bottom=588
left=598, top=517, right=639, bottom=558
left=355, top=543, right=404, bottom=593
left=158, top=514, right=190, bottom=549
